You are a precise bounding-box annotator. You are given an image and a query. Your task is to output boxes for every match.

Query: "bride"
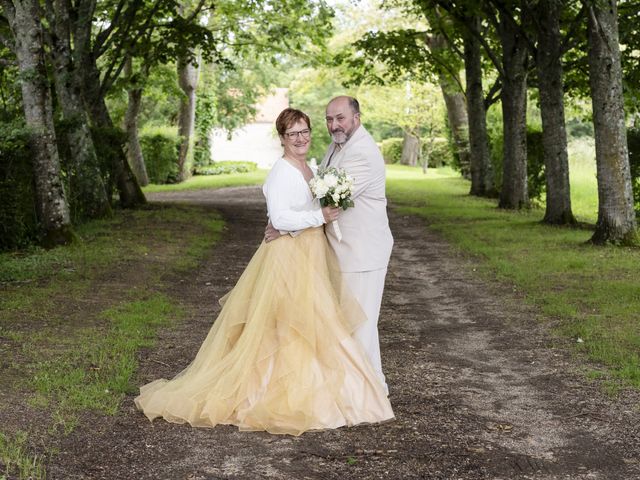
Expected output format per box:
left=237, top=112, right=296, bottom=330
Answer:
left=134, top=108, right=394, bottom=435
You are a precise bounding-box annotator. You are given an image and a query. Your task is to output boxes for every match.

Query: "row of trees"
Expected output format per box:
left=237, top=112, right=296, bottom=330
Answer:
left=0, top=0, right=332, bottom=247
left=342, top=0, right=638, bottom=245
left=2, top=0, right=639, bottom=249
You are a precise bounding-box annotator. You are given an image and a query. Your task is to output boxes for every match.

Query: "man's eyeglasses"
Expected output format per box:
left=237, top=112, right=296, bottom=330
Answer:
left=284, top=129, right=311, bottom=139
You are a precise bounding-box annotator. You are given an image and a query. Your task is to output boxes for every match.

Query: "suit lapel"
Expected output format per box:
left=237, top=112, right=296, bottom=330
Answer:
left=320, top=143, right=335, bottom=170
left=321, top=126, right=367, bottom=170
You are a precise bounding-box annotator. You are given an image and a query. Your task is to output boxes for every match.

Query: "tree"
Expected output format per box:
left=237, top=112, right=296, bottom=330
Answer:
left=176, top=52, right=199, bottom=181
left=1, top=0, right=73, bottom=246
left=71, top=0, right=151, bottom=207
left=341, top=2, right=494, bottom=194
left=530, top=0, right=577, bottom=224
left=46, top=0, right=112, bottom=220
left=425, top=24, right=471, bottom=177
left=358, top=81, right=447, bottom=168
left=123, top=56, right=149, bottom=186
left=491, top=4, right=531, bottom=209
left=584, top=0, right=638, bottom=245
left=462, top=14, right=495, bottom=196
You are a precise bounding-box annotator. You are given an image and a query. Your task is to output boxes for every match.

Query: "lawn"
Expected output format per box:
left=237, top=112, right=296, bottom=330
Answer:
left=385, top=142, right=640, bottom=390
left=143, top=169, right=268, bottom=193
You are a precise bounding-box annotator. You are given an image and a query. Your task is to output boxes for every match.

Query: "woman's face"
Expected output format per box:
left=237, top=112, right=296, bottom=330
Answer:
left=281, top=119, right=311, bottom=160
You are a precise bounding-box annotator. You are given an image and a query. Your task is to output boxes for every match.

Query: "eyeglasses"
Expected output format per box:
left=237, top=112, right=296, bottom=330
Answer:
left=284, top=129, right=311, bottom=139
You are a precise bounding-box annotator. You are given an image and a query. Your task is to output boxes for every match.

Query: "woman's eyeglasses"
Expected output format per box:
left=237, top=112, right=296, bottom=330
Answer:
left=284, top=129, right=311, bottom=139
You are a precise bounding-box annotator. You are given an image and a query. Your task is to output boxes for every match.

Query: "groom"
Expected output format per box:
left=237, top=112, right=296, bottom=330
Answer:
left=321, top=96, right=393, bottom=392
left=264, top=96, right=393, bottom=392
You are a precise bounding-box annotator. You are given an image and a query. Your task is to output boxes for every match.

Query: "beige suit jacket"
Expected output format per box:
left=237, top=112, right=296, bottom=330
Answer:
left=321, top=125, right=393, bottom=273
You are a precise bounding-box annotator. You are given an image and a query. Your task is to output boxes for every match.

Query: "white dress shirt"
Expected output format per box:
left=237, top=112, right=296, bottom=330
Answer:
left=262, top=158, right=324, bottom=231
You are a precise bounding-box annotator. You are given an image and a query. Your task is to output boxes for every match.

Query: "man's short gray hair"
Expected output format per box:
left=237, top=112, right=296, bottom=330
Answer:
left=348, top=97, right=361, bottom=115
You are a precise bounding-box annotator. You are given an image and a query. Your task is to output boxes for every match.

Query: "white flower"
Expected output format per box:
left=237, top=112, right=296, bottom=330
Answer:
left=309, top=167, right=354, bottom=210
left=312, top=179, right=329, bottom=198
left=323, top=173, right=338, bottom=188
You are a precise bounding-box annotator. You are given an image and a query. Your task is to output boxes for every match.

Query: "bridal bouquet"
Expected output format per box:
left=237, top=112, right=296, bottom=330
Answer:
left=309, top=167, right=354, bottom=241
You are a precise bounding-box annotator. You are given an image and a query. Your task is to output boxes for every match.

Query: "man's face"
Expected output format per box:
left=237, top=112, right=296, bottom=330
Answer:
left=325, top=99, right=360, bottom=145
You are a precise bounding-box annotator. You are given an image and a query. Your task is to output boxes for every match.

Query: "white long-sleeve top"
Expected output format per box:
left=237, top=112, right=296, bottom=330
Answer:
left=262, top=158, right=325, bottom=231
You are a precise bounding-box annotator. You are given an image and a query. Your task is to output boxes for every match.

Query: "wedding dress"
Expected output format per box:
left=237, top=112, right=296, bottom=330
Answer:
left=134, top=158, right=394, bottom=435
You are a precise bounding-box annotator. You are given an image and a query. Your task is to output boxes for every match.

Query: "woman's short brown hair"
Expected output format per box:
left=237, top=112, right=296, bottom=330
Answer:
left=275, top=108, right=311, bottom=136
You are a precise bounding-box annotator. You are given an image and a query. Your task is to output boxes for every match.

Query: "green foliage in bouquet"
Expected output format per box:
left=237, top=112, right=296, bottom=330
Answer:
left=309, top=167, right=355, bottom=210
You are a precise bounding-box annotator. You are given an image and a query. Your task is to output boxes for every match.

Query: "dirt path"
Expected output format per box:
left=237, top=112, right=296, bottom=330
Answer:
left=50, top=186, right=640, bottom=480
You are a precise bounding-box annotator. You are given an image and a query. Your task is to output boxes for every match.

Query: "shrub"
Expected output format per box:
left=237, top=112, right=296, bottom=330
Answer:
left=194, top=161, right=257, bottom=176
left=139, top=126, right=181, bottom=184
left=421, top=137, right=453, bottom=168
left=566, top=118, right=594, bottom=139
left=54, top=122, right=121, bottom=221
left=526, top=129, right=546, bottom=203
left=627, top=127, right=640, bottom=216
left=193, top=134, right=211, bottom=167
left=89, top=126, right=126, bottom=202
left=380, top=137, right=403, bottom=164
left=0, top=121, right=38, bottom=250
left=488, top=125, right=546, bottom=203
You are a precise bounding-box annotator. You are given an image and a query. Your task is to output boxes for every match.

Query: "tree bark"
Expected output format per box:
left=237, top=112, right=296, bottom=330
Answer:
left=177, top=54, right=199, bottom=182
left=535, top=0, right=576, bottom=225
left=48, top=0, right=112, bottom=220
left=440, top=83, right=470, bottom=178
left=426, top=31, right=471, bottom=179
left=72, top=0, right=145, bottom=209
left=4, top=0, right=73, bottom=246
left=498, top=12, right=529, bottom=210
left=124, top=57, right=149, bottom=186
left=401, top=131, right=420, bottom=166
left=463, top=17, right=495, bottom=197
left=81, top=57, right=146, bottom=207
left=586, top=0, right=638, bottom=245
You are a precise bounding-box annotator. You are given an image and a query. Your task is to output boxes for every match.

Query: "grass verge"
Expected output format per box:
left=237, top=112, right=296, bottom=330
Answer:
left=0, top=431, right=46, bottom=480
left=0, top=203, right=225, bottom=477
left=142, top=169, right=268, bottom=193
left=386, top=164, right=640, bottom=390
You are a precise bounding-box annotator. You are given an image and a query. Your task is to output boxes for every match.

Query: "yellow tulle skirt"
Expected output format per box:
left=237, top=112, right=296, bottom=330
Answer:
left=134, top=227, right=394, bottom=435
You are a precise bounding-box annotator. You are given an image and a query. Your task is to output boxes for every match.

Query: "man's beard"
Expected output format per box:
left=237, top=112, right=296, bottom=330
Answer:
left=331, top=130, right=348, bottom=144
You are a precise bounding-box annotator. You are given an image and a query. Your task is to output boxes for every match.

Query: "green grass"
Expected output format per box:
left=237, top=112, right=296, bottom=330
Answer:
left=143, top=169, right=268, bottom=193
left=386, top=161, right=640, bottom=389
left=28, top=295, right=181, bottom=433
left=568, top=137, right=598, bottom=222
left=0, top=431, right=46, bottom=480
left=0, top=203, right=226, bottom=476
left=0, top=174, right=243, bottom=474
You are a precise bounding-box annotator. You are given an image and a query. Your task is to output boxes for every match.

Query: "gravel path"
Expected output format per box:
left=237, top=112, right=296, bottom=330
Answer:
left=49, top=186, right=640, bottom=480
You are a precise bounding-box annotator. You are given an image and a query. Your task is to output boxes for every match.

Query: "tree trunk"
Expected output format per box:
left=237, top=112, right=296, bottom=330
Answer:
left=4, top=0, right=73, bottom=246
left=81, top=58, right=146, bottom=208
left=498, top=12, right=529, bottom=210
left=426, top=31, right=471, bottom=179
left=440, top=83, right=470, bottom=179
left=401, top=131, right=420, bottom=166
left=177, top=54, right=199, bottom=182
left=48, top=0, right=112, bottom=220
left=586, top=0, right=638, bottom=245
left=124, top=57, right=149, bottom=186
left=463, top=18, right=495, bottom=197
left=535, top=0, right=576, bottom=225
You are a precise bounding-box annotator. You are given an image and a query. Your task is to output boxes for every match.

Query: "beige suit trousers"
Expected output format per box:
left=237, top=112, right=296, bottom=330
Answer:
left=342, top=268, right=388, bottom=394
